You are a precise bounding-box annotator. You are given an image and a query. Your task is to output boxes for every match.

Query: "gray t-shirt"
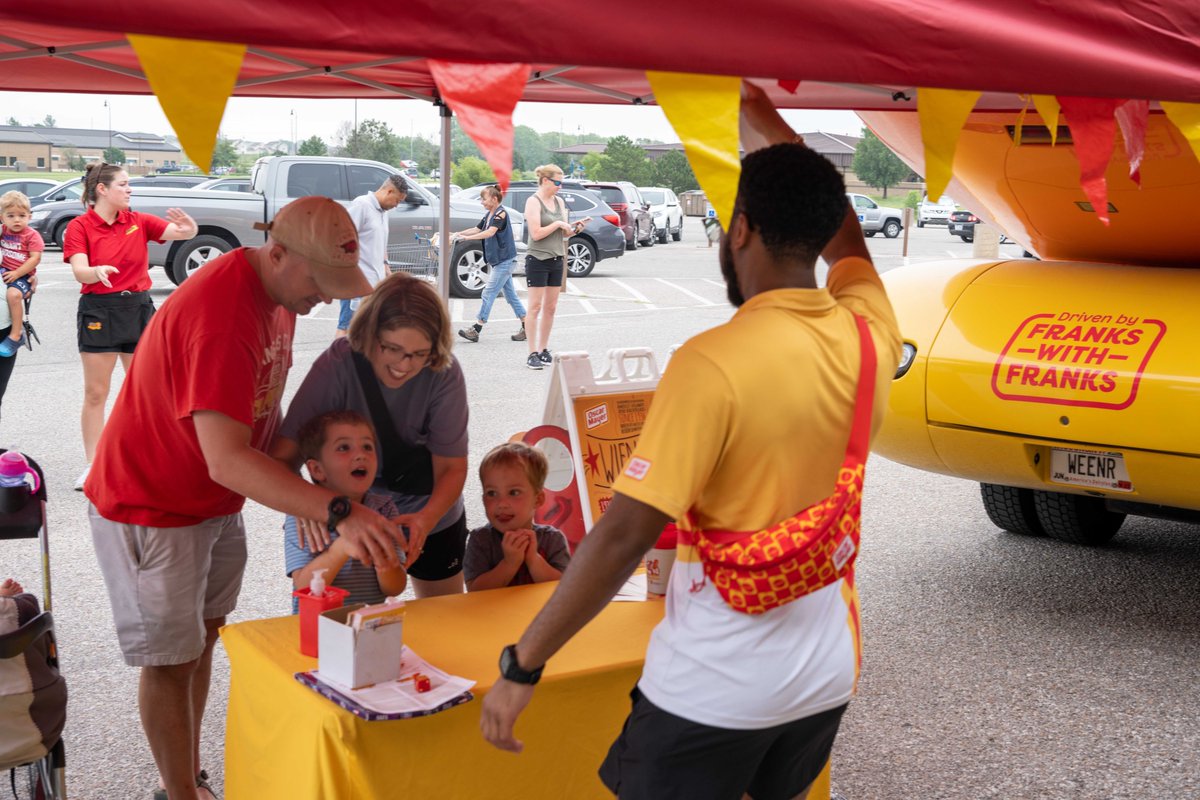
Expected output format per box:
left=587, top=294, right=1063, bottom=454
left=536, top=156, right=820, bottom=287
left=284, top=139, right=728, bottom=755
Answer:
left=279, top=337, right=469, bottom=531
left=463, top=523, right=571, bottom=587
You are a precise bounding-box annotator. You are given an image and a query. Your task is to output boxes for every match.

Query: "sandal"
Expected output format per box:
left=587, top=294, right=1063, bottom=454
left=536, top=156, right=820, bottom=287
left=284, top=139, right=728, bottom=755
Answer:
left=153, top=770, right=218, bottom=800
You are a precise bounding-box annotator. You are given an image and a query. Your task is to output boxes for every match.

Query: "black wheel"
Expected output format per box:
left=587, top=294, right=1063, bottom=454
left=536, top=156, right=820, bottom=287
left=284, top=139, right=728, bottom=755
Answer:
left=883, top=219, right=902, bottom=238
left=980, top=483, right=1044, bottom=536
left=169, top=235, right=233, bottom=285
left=917, top=219, right=925, bottom=228
left=626, top=231, right=638, bottom=250
left=566, top=238, right=597, bottom=278
left=960, top=234, right=974, bottom=243
left=1032, top=491, right=1126, bottom=546
left=671, top=218, right=682, bottom=241
left=640, top=223, right=655, bottom=247
left=449, top=242, right=490, bottom=298
left=864, top=231, right=876, bottom=238
left=52, top=219, right=74, bottom=249
left=657, top=222, right=668, bottom=243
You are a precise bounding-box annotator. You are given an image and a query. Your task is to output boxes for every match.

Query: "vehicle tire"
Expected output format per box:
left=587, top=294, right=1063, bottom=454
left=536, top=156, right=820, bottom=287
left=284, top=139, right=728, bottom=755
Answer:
left=640, top=223, right=655, bottom=247
left=169, top=235, right=233, bottom=285
left=450, top=242, right=490, bottom=299
left=627, top=232, right=638, bottom=250
left=671, top=218, right=682, bottom=241
left=52, top=218, right=74, bottom=249
left=864, top=231, right=876, bottom=238
left=566, top=238, right=597, bottom=278
left=917, top=219, right=925, bottom=228
left=960, top=234, right=974, bottom=243
left=657, top=222, right=669, bottom=244
left=1032, top=491, right=1126, bottom=546
left=883, top=219, right=902, bottom=239
left=980, top=483, right=1044, bottom=537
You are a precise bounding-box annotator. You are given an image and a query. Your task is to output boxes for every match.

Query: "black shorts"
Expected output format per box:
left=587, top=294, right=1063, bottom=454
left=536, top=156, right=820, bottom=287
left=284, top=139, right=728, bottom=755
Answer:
left=78, top=291, right=155, bottom=354
left=525, top=255, right=564, bottom=288
left=405, top=511, right=468, bottom=581
left=599, top=687, right=847, bottom=800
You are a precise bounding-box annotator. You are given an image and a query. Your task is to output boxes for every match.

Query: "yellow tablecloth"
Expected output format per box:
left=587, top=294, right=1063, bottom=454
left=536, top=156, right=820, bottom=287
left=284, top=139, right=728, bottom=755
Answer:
left=222, top=583, right=664, bottom=800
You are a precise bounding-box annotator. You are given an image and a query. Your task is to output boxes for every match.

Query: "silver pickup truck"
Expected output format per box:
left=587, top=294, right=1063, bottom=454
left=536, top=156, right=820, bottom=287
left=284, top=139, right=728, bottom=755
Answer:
left=30, top=156, right=492, bottom=297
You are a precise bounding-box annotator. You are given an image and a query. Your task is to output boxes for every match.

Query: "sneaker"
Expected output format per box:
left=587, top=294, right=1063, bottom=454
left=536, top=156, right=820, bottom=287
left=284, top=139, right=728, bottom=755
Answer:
left=74, top=464, right=91, bottom=492
left=0, top=334, right=23, bottom=357
left=511, top=326, right=527, bottom=342
left=538, top=349, right=552, bottom=364
left=525, top=353, right=544, bottom=370
left=457, top=327, right=479, bottom=343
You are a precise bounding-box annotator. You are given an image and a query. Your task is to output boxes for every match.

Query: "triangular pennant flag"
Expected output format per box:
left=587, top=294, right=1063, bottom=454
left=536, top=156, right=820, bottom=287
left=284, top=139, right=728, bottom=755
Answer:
left=428, top=61, right=529, bottom=192
left=128, top=35, right=245, bottom=174
left=1013, top=95, right=1031, bottom=146
left=916, top=88, right=981, bottom=202
left=1031, top=95, right=1061, bottom=145
left=1161, top=101, right=1200, bottom=165
left=1057, top=96, right=1122, bottom=225
left=1114, top=99, right=1149, bottom=186
left=646, top=71, right=741, bottom=227
left=777, top=79, right=800, bottom=95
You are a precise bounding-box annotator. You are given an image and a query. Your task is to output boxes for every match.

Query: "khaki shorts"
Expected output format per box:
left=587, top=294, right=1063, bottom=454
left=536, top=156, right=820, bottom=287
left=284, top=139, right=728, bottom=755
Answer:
left=89, top=505, right=247, bottom=667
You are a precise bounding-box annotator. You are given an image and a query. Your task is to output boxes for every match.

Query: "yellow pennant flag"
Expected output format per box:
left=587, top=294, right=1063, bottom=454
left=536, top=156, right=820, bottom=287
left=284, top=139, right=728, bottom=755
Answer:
left=1032, top=95, right=1062, bottom=145
left=917, top=88, right=981, bottom=202
left=1161, top=102, right=1200, bottom=164
left=647, top=71, right=741, bottom=227
left=128, top=34, right=246, bottom=173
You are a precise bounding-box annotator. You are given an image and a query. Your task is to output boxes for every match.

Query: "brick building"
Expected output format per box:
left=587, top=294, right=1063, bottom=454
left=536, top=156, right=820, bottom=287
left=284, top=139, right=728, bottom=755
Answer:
left=0, top=125, right=185, bottom=173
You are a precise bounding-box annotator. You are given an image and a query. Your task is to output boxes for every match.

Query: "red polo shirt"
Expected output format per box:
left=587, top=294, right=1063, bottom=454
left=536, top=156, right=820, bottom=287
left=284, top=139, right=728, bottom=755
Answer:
left=63, top=208, right=167, bottom=295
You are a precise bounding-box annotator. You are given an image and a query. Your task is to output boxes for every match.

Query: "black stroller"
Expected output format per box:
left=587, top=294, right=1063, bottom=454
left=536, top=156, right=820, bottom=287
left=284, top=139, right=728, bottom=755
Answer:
left=0, top=451, right=66, bottom=800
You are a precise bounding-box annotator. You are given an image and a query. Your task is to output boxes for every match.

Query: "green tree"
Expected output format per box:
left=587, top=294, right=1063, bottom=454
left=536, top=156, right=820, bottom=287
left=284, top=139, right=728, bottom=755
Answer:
left=451, top=156, right=495, bottom=188
left=512, top=125, right=549, bottom=172
left=5, top=116, right=19, bottom=126
left=210, top=138, right=239, bottom=169
left=596, top=135, right=652, bottom=184
left=297, top=135, right=327, bottom=156
left=851, top=127, right=910, bottom=198
left=103, top=146, right=126, bottom=164
left=580, top=152, right=608, bottom=180
left=651, top=150, right=698, bottom=193
left=61, top=146, right=85, bottom=170
left=41, top=114, right=56, bottom=128
left=336, top=120, right=401, bottom=164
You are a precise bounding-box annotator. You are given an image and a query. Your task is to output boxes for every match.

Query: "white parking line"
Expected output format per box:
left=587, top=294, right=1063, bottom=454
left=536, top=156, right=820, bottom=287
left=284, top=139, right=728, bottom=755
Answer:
left=608, top=278, right=658, bottom=309
left=575, top=297, right=599, bottom=314
left=702, top=278, right=726, bottom=289
left=655, top=278, right=718, bottom=306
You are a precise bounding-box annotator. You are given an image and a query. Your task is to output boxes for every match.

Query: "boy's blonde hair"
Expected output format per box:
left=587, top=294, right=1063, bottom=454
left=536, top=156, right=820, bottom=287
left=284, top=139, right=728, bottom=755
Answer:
left=297, top=409, right=376, bottom=464
left=0, top=191, right=30, bottom=214
left=479, top=442, right=548, bottom=493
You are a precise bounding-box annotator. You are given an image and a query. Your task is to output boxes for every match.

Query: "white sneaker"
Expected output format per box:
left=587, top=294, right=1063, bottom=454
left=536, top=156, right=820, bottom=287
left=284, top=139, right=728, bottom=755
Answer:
left=74, top=464, right=91, bottom=492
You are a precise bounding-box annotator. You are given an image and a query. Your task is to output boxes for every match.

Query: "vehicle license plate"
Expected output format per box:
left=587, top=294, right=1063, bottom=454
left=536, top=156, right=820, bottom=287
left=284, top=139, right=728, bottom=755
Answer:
left=950, top=223, right=964, bottom=232
left=1049, top=447, right=1133, bottom=492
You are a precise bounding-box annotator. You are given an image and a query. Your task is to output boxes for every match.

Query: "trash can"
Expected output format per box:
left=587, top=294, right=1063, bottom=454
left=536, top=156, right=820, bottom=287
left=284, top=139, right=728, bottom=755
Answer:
left=680, top=190, right=708, bottom=217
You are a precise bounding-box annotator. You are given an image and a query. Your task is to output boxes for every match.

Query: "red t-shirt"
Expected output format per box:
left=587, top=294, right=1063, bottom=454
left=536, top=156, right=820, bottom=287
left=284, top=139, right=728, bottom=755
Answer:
left=1, top=226, right=44, bottom=274
left=85, top=248, right=296, bottom=527
left=63, top=208, right=167, bottom=294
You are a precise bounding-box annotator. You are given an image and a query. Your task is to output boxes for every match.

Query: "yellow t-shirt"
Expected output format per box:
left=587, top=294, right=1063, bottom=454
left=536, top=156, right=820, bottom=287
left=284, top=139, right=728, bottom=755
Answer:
left=615, top=256, right=901, bottom=728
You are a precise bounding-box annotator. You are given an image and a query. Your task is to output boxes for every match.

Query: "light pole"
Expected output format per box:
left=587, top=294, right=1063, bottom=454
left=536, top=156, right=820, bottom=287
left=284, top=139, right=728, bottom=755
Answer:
left=103, top=100, right=112, bottom=154
left=290, top=109, right=296, bottom=155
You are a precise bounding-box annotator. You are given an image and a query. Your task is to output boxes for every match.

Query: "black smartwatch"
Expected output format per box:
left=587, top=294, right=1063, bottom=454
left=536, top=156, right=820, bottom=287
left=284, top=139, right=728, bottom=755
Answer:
left=326, top=495, right=352, bottom=534
left=499, top=644, right=544, bottom=685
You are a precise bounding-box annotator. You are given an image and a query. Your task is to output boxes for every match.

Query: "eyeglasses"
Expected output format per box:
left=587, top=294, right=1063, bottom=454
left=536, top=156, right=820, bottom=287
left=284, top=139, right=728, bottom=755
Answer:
left=546, top=178, right=563, bottom=187
left=377, top=338, right=431, bottom=364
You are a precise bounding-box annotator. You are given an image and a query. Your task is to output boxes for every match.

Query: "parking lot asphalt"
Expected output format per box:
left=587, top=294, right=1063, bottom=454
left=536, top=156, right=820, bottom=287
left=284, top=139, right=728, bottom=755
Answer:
left=2, top=217, right=1196, bottom=799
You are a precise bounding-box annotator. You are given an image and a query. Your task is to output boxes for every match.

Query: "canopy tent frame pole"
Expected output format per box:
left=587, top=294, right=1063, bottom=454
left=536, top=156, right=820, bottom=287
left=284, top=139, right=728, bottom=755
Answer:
left=437, top=99, right=452, bottom=303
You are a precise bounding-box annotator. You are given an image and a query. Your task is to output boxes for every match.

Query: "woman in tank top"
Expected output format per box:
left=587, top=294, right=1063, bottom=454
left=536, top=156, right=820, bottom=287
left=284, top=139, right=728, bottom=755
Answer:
left=522, top=164, right=585, bottom=371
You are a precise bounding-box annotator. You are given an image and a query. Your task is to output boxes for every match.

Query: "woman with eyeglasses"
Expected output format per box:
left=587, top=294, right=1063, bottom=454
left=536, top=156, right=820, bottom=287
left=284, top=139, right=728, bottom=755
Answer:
left=522, top=164, right=585, bottom=371
left=271, top=272, right=470, bottom=597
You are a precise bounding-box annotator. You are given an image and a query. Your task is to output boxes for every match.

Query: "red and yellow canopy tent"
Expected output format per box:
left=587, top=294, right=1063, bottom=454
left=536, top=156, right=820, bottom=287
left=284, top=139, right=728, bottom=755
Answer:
left=0, top=1, right=1197, bottom=286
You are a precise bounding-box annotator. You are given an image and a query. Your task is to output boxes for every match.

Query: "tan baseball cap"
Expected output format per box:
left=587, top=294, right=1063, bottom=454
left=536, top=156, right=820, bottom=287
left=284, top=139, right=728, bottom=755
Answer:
left=255, top=196, right=372, bottom=299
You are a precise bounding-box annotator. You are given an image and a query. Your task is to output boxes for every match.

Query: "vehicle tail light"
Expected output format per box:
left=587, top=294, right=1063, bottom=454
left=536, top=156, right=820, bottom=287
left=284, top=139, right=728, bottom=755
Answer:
left=968, top=214, right=979, bottom=223
left=602, top=214, right=620, bottom=227
left=609, top=202, right=628, bottom=212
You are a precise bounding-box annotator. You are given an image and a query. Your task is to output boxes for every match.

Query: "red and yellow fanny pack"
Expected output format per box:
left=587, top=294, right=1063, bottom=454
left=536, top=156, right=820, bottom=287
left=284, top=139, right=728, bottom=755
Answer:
left=681, top=314, right=877, bottom=615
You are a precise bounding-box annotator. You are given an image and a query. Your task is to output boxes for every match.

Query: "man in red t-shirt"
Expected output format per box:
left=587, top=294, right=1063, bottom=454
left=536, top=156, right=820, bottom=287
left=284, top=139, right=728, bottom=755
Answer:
left=85, top=196, right=405, bottom=800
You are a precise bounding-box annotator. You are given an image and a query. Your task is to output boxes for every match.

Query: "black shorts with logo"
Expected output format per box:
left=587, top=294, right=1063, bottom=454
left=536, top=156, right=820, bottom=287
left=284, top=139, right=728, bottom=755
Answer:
left=77, top=291, right=156, bottom=354
left=599, top=687, right=847, bottom=800
left=524, top=255, right=564, bottom=288
left=404, top=512, right=468, bottom=582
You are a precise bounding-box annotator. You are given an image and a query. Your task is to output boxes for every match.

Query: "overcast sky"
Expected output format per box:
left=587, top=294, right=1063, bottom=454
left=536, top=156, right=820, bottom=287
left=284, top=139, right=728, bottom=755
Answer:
left=0, top=91, right=863, bottom=147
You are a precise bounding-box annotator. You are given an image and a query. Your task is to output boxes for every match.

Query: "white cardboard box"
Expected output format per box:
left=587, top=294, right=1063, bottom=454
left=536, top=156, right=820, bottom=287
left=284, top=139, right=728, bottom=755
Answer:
left=318, top=603, right=404, bottom=689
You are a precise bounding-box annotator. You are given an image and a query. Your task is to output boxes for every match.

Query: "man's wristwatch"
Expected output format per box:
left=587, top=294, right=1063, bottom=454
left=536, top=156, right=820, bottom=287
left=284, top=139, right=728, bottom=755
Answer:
left=499, top=644, right=544, bottom=685
left=326, top=496, right=352, bottom=534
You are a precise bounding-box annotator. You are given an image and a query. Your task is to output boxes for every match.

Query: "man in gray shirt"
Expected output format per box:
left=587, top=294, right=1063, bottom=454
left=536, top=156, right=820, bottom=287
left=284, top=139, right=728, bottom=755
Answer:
left=336, top=174, right=409, bottom=337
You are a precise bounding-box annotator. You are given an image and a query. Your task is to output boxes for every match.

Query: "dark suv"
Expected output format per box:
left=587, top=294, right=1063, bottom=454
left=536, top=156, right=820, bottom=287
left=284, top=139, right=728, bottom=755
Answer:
left=583, top=181, right=654, bottom=249
left=461, top=180, right=626, bottom=277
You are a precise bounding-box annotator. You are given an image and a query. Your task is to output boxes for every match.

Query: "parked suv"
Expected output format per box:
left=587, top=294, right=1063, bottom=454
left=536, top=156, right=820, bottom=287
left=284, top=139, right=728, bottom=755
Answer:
left=917, top=193, right=956, bottom=227
left=582, top=181, right=654, bottom=249
left=847, top=193, right=904, bottom=238
left=638, top=186, right=684, bottom=243
left=460, top=181, right=626, bottom=277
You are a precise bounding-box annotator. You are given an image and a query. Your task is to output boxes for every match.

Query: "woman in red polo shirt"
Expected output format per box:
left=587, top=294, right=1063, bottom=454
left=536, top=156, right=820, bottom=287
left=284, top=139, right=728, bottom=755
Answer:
left=64, top=162, right=197, bottom=490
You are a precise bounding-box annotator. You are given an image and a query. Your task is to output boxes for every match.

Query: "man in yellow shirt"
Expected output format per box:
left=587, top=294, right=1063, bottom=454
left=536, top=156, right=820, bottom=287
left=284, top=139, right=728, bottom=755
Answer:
left=481, top=83, right=902, bottom=800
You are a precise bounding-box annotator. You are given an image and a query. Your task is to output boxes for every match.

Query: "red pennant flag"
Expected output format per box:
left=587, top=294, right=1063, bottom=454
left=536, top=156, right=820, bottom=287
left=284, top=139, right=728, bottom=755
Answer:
left=777, top=79, right=800, bottom=94
left=1115, top=99, right=1149, bottom=186
left=427, top=61, right=530, bottom=192
left=1057, top=96, right=1122, bottom=225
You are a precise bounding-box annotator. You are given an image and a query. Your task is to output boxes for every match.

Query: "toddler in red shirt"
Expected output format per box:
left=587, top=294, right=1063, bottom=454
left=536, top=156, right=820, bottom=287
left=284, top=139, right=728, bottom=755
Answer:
left=0, top=191, right=43, bottom=357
